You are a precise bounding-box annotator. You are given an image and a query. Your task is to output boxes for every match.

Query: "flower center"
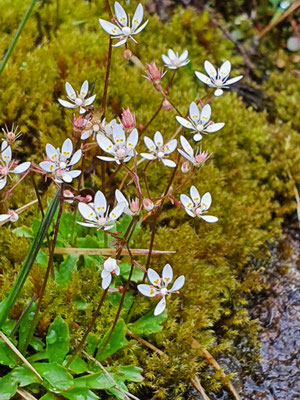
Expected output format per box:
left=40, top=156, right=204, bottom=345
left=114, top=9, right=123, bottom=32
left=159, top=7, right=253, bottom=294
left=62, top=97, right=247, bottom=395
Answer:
left=98, top=217, right=107, bottom=226
left=160, top=288, right=168, bottom=296
left=122, top=26, right=131, bottom=35
left=0, top=166, right=9, bottom=176
left=116, top=148, right=127, bottom=159
left=60, top=161, right=67, bottom=169
left=157, top=151, right=164, bottom=159
left=215, top=79, right=223, bottom=87
left=75, top=98, right=83, bottom=106
left=93, top=124, right=100, bottom=132
left=195, top=207, right=202, bottom=216
left=196, top=123, right=204, bottom=131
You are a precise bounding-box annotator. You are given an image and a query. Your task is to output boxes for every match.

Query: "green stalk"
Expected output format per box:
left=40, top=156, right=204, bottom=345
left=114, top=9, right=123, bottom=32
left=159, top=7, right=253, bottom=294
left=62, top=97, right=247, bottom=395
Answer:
left=0, top=190, right=60, bottom=328
left=0, top=0, right=38, bottom=76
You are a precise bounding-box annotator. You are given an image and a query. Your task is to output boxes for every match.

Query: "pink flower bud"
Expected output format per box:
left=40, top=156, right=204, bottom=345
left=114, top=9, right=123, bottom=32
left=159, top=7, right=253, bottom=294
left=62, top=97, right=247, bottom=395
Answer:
left=144, top=62, right=166, bottom=88
left=195, top=150, right=211, bottom=166
left=72, top=115, right=87, bottom=132
left=8, top=210, right=19, bottom=222
left=181, top=161, right=191, bottom=174
left=130, top=199, right=140, bottom=214
left=121, top=107, right=136, bottom=131
left=143, top=198, right=154, bottom=211
left=162, top=99, right=172, bottom=111
left=122, top=49, right=133, bottom=59
left=63, top=190, right=74, bottom=204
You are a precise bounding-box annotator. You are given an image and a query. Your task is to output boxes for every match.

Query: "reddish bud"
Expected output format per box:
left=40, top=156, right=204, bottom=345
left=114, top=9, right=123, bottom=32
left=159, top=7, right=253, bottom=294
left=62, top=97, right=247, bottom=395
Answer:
left=181, top=161, right=191, bottom=174
left=121, top=107, right=136, bottom=131
left=122, top=49, right=133, bottom=59
left=143, top=198, right=154, bottom=211
left=162, top=99, right=172, bottom=111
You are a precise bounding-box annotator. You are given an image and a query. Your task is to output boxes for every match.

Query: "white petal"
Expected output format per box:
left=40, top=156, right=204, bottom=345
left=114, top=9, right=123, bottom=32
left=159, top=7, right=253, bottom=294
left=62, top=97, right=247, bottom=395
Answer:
left=144, top=136, right=156, bottom=152
left=147, top=268, right=161, bottom=286
left=0, top=177, right=7, bottom=190
left=99, top=19, right=122, bottom=36
left=189, top=102, right=200, bottom=123
left=112, top=38, right=128, bottom=48
left=180, top=194, right=193, bottom=210
left=140, top=153, right=155, bottom=160
left=194, top=71, right=212, bottom=85
left=179, top=50, right=188, bottom=61
left=2, top=145, right=12, bottom=164
left=115, top=189, right=128, bottom=207
left=84, top=94, right=96, bottom=106
left=185, top=207, right=196, bottom=218
left=97, top=155, right=117, bottom=162
left=58, top=99, right=76, bottom=108
left=113, top=124, right=126, bottom=146
left=167, top=49, right=176, bottom=60
left=69, top=149, right=82, bottom=166
left=109, top=202, right=124, bottom=221
left=78, top=203, right=97, bottom=221
left=200, top=192, right=212, bottom=210
left=204, top=123, right=225, bottom=133
left=154, top=131, right=164, bottom=148
left=154, top=297, right=166, bottom=316
left=0, top=214, right=10, bottom=222
left=12, top=161, right=31, bottom=174
left=1, top=141, right=8, bottom=151
left=190, top=185, right=200, bottom=205
left=162, top=54, right=171, bottom=65
left=161, top=158, right=176, bottom=168
left=200, top=215, right=218, bottom=223
left=61, top=138, right=73, bottom=159
left=177, top=148, right=193, bottom=163
left=102, top=274, right=112, bottom=290
left=94, top=190, right=107, bottom=215
left=137, top=284, right=157, bottom=297
left=39, top=161, right=56, bottom=173
left=176, top=116, right=193, bottom=130
left=81, top=129, right=93, bottom=140
left=45, top=143, right=59, bottom=162
left=96, top=133, right=114, bottom=154
left=225, top=75, right=243, bottom=85
left=193, top=133, right=202, bottom=142
left=114, top=1, right=128, bottom=26
left=204, top=60, right=217, bottom=79
left=169, top=275, right=185, bottom=292
left=162, top=264, right=173, bottom=286
left=76, top=221, right=96, bottom=228
left=67, top=170, right=81, bottom=179
left=126, top=128, right=138, bottom=150
left=214, top=89, right=223, bottom=97
left=164, top=139, right=177, bottom=155
left=218, top=60, right=231, bottom=80
left=180, top=136, right=194, bottom=157
left=200, top=104, right=211, bottom=125
left=132, top=19, right=148, bottom=35
left=132, top=3, right=143, bottom=30
left=65, top=82, right=76, bottom=100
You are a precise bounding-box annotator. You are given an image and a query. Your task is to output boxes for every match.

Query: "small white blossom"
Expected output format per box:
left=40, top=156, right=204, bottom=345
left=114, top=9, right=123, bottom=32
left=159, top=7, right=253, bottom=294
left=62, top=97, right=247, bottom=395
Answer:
left=176, top=102, right=224, bottom=142
left=39, top=138, right=82, bottom=184
left=0, top=210, right=19, bottom=224
left=96, top=124, right=138, bottom=164
left=0, top=141, right=31, bottom=190
left=77, top=190, right=124, bottom=230
left=180, top=186, right=218, bottom=223
left=101, top=258, right=120, bottom=289
left=81, top=118, right=121, bottom=141
left=138, top=264, right=185, bottom=316
left=162, top=49, right=190, bottom=70
left=58, top=81, right=96, bottom=114
left=140, top=131, right=177, bottom=168
left=2, top=123, right=22, bottom=145
left=115, top=189, right=140, bottom=216
left=178, top=136, right=211, bottom=167
left=195, top=60, right=243, bottom=97
left=99, top=2, right=148, bottom=48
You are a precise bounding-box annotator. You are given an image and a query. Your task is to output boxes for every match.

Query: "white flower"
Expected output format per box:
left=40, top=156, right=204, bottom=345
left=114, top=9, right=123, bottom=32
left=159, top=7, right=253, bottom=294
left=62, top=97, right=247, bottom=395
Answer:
left=81, top=118, right=121, bottom=141
left=140, top=131, right=177, bottom=168
left=101, top=258, right=120, bottom=289
left=39, top=138, right=82, bottom=184
left=176, top=102, right=224, bottom=142
left=99, top=2, right=148, bottom=48
left=195, top=60, right=243, bottom=97
left=162, top=49, right=190, bottom=70
left=2, top=123, right=22, bottom=145
left=77, top=190, right=124, bottom=230
left=178, top=136, right=211, bottom=167
left=0, top=210, right=19, bottom=224
left=0, top=141, right=31, bottom=191
left=58, top=81, right=96, bottom=114
left=96, top=124, right=138, bottom=164
left=137, top=264, right=185, bottom=316
left=180, top=186, right=218, bottom=223
left=115, top=189, right=140, bottom=216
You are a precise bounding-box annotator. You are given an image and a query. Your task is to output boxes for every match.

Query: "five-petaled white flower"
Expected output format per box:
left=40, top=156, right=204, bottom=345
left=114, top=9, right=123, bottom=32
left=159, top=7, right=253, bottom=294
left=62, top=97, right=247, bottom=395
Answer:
left=162, top=49, right=190, bottom=70
left=195, top=60, right=243, bottom=97
left=0, top=210, right=19, bottom=224
left=115, top=189, right=140, bottom=216
left=0, top=141, right=31, bottom=190
left=138, top=264, right=185, bottom=316
left=81, top=118, right=121, bottom=141
left=58, top=81, right=96, bottom=114
left=176, top=102, right=224, bottom=142
left=39, top=138, right=82, bottom=184
left=178, top=136, right=211, bottom=167
left=180, top=186, right=218, bottom=223
left=77, top=190, right=124, bottom=230
left=99, top=2, right=148, bottom=47
left=101, top=258, right=120, bottom=289
left=140, top=131, right=177, bottom=168
left=96, top=124, right=138, bottom=164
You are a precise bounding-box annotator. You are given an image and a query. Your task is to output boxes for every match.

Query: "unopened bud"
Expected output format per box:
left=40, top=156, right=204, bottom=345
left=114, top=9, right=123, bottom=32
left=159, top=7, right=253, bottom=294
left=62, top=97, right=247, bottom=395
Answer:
left=121, top=107, right=136, bottom=131
left=8, top=210, right=19, bottom=222
left=64, top=190, right=74, bottom=203
left=122, top=49, right=133, bottom=59
left=162, top=99, right=172, bottom=111
left=143, top=198, right=154, bottom=211
left=181, top=161, right=191, bottom=174
left=130, top=199, right=140, bottom=214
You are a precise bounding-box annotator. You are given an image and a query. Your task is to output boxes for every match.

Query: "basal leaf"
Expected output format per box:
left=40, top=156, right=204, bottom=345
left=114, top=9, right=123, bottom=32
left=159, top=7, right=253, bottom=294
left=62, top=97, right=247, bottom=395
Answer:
left=18, top=301, right=36, bottom=352
left=62, top=389, right=99, bottom=400
left=55, top=254, right=78, bottom=287
left=0, top=373, right=18, bottom=400
left=11, top=365, right=39, bottom=386
left=0, top=341, right=18, bottom=368
left=33, top=362, right=74, bottom=390
left=64, top=356, right=88, bottom=374
left=46, top=317, right=70, bottom=364
left=96, top=319, right=128, bottom=362
left=128, top=309, right=167, bottom=336
left=115, top=366, right=144, bottom=383
left=73, top=372, right=114, bottom=390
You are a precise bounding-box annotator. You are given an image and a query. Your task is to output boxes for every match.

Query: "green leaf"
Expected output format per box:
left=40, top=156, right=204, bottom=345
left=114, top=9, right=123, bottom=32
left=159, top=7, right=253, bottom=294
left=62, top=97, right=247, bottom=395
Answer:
left=73, top=372, right=114, bottom=390
left=96, top=319, right=128, bottom=362
left=18, top=301, right=36, bottom=352
left=76, top=236, right=103, bottom=267
left=107, top=380, right=128, bottom=400
left=0, top=373, right=18, bottom=400
left=36, top=249, right=48, bottom=266
left=33, top=362, right=74, bottom=390
left=108, top=292, right=133, bottom=317
left=119, top=263, right=144, bottom=282
left=46, top=317, right=70, bottom=364
left=0, top=341, right=18, bottom=368
left=55, top=254, right=78, bottom=287
left=12, top=226, right=33, bottom=238
left=11, top=366, right=39, bottom=386
left=85, top=334, right=98, bottom=355
left=62, top=389, right=99, bottom=400
left=116, top=215, right=141, bottom=245
left=128, top=309, right=167, bottom=336
left=27, top=350, right=48, bottom=362
left=40, top=393, right=57, bottom=400
left=115, top=366, right=144, bottom=383
left=29, top=336, right=44, bottom=351
left=64, top=356, right=88, bottom=374
left=73, top=296, right=88, bottom=310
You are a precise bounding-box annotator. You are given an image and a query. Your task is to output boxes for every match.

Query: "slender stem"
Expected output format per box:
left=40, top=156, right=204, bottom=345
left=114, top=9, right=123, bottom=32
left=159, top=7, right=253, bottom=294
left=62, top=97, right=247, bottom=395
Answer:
left=0, top=0, right=38, bottom=76
left=140, top=102, right=162, bottom=137
left=66, top=288, right=108, bottom=367
left=21, top=188, right=64, bottom=353
left=3, top=169, right=31, bottom=208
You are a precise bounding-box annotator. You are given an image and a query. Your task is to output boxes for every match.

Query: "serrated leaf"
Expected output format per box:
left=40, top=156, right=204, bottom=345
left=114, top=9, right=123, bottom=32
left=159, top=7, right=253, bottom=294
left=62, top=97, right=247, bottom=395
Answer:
left=11, top=366, right=39, bottom=386
left=128, top=309, right=167, bottom=335
left=0, top=373, right=18, bottom=400
left=33, top=362, right=74, bottom=390
left=46, top=317, right=70, bottom=364
left=96, top=319, right=128, bottom=362
left=55, top=254, right=78, bottom=287
left=62, top=389, right=99, bottom=400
